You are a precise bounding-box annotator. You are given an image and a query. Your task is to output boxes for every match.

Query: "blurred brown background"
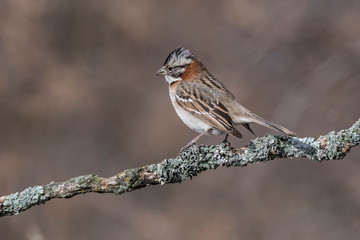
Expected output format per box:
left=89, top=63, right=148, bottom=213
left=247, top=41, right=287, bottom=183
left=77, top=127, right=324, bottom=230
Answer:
left=1, top=0, right=360, bottom=239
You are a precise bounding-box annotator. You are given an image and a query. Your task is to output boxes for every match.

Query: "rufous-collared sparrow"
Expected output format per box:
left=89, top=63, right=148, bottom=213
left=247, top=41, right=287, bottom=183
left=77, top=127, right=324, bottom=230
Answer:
left=156, top=47, right=297, bottom=149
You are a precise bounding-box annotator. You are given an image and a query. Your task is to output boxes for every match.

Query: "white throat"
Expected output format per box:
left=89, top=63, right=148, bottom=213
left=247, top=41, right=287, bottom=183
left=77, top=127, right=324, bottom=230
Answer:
left=165, top=75, right=181, bottom=84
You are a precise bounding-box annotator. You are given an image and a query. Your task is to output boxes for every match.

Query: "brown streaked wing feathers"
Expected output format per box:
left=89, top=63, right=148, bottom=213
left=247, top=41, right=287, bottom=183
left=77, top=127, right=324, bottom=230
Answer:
left=175, top=82, right=242, bottom=138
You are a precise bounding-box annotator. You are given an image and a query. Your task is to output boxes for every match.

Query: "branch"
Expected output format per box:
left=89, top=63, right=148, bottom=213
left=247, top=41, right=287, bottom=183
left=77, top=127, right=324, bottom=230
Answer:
left=1, top=119, right=359, bottom=217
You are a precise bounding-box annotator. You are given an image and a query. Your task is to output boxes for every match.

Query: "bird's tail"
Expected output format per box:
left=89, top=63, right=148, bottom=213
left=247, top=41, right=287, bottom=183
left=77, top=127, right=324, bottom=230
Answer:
left=249, top=114, right=298, bottom=136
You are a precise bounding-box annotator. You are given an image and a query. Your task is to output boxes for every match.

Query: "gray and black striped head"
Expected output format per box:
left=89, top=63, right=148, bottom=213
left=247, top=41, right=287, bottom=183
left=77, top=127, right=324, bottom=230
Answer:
left=155, top=46, right=195, bottom=84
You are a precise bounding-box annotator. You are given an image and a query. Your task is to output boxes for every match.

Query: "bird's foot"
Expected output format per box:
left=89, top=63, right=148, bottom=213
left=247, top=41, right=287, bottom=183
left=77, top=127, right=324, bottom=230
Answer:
left=180, top=142, right=198, bottom=153
left=222, top=138, right=231, bottom=145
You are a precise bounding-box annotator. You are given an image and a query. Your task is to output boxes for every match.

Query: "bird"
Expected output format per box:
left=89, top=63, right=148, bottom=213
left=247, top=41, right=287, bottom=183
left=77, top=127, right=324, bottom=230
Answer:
left=155, top=46, right=297, bottom=150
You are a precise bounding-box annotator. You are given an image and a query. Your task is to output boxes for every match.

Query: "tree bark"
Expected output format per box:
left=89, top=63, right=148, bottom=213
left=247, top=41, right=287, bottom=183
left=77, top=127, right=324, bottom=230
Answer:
left=1, top=119, right=359, bottom=217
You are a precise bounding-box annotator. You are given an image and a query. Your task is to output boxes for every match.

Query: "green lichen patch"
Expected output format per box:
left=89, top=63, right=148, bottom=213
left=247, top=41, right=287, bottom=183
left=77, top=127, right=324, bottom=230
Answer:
left=1, top=186, right=44, bottom=216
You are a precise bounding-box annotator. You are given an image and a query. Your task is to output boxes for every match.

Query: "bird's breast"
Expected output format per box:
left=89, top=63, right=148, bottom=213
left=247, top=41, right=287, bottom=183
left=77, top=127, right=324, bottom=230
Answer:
left=169, top=86, right=212, bottom=134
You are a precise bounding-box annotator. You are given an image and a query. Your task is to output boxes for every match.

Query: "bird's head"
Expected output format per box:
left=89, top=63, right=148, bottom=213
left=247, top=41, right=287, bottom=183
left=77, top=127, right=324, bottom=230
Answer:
left=156, top=46, right=200, bottom=85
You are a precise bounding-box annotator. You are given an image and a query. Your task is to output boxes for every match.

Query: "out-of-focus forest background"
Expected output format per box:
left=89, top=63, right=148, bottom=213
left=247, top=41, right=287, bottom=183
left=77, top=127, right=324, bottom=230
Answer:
left=1, top=0, right=360, bottom=239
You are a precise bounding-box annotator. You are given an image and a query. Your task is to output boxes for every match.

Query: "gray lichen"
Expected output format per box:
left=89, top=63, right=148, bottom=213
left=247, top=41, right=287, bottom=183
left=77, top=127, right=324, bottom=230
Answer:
left=1, top=118, right=359, bottom=217
left=2, top=186, right=45, bottom=216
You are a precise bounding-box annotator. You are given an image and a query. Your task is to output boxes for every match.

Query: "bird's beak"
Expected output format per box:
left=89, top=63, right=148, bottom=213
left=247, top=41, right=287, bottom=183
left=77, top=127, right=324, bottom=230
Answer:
left=155, top=67, right=166, bottom=76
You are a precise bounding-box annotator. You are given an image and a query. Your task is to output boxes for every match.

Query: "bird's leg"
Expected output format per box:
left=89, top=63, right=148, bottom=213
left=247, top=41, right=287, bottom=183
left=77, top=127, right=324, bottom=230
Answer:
left=180, top=131, right=208, bottom=152
left=222, top=134, right=229, bottom=143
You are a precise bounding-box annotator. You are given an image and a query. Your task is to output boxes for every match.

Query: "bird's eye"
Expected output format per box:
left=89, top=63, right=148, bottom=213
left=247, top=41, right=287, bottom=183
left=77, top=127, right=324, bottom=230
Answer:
left=167, top=66, right=174, bottom=72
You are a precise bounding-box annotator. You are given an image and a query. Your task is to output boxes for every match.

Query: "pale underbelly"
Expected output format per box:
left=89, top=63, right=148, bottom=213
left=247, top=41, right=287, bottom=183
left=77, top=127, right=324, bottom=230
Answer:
left=171, top=99, right=225, bottom=135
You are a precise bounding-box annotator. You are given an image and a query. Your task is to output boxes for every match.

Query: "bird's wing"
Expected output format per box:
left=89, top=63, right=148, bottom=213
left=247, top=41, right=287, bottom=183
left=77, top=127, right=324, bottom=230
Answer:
left=175, top=82, right=242, bottom=138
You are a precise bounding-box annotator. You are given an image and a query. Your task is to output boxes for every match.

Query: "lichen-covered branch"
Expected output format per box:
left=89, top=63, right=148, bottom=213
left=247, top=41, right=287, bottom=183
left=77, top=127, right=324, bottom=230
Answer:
left=1, top=119, right=359, bottom=217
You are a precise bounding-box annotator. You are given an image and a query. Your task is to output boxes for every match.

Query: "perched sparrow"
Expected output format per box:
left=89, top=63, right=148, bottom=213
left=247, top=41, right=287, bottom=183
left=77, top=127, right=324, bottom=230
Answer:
left=156, top=47, right=297, bottom=149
